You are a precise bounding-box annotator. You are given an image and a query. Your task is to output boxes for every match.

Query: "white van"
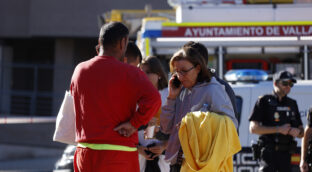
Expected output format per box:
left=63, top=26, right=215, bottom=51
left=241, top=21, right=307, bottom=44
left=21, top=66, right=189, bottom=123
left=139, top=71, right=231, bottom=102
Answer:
left=232, top=80, right=312, bottom=172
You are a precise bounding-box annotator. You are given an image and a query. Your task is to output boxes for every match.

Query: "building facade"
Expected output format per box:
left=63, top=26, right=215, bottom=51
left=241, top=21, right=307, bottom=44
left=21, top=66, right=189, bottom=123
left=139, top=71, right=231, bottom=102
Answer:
left=0, top=0, right=170, bottom=116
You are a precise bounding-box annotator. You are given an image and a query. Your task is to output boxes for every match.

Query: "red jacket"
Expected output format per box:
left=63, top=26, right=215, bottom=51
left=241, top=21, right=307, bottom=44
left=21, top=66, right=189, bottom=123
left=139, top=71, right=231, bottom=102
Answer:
left=70, top=55, right=161, bottom=147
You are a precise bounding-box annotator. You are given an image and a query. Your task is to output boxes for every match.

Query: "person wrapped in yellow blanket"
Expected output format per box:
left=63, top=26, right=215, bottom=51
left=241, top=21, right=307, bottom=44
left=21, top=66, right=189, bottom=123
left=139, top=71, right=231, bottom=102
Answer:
left=178, top=111, right=241, bottom=172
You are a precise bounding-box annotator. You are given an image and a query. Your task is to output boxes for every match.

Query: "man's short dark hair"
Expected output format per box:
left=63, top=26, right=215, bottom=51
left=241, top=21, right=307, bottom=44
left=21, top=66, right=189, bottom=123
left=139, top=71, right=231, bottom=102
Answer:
left=183, top=41, right=208, bottom=65
left=99, top=22, right=129, bottom=49
left=125, top=41, right=142, bottom=64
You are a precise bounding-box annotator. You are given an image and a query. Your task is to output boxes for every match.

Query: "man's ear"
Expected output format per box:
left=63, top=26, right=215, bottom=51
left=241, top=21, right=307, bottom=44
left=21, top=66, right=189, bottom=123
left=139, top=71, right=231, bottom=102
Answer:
left=123, top=57, right=128, bottom=63
left=273, top=81, right=278, bottom=87
left=117, top=39, right=122, bottom=50
left=120, top=37, right=127, bottom=50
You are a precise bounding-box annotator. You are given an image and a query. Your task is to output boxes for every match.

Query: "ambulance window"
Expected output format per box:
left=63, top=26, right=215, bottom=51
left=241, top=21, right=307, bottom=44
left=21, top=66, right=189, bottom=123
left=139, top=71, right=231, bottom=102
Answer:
left=235, top=96, right=243, bottom=124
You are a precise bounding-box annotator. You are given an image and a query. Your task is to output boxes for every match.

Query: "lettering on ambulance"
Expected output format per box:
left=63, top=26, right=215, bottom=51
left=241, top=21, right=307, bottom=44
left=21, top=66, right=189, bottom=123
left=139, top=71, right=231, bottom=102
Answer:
left=300, top=109, right=309, bottom=118
left=233, top=147, right=259, bottom=172
left=266, top=26, right=280, bottom=36
left=282, top=26, right=312, bottom=36
left=163, top=25, right=312, bottom=37
left=184, top=27, right=264, bottom=37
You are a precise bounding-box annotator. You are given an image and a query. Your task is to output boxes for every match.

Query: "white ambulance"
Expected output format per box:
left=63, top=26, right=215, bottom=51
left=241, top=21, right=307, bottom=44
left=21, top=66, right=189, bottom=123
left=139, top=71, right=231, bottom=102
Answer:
left=132, top=1, right=312, bottom=171
left=136, top=1, right=312, bottom=79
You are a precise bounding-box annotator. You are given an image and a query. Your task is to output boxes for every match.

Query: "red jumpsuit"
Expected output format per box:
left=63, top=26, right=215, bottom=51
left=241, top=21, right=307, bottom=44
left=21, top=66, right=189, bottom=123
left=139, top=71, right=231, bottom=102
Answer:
left=70, top=55, right=161, bottom=172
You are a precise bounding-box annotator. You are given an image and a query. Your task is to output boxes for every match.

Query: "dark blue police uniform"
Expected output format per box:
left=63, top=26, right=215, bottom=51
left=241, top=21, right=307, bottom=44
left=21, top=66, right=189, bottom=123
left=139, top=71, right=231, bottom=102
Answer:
left=249, top=92, right=303, bottom=172
left=307, top=107, right=312, bottom=127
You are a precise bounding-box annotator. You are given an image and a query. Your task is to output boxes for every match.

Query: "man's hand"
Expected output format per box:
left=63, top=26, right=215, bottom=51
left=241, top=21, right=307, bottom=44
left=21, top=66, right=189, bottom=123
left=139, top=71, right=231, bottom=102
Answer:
left=137, top=146, right=153, bottom=160
left=148, top=117, right=157, bottom=126
left=114, top=121, right=137, bottom=137
left=277, top=123, right=291, bottom=135
left=148, top=142, right=167, bottom=158
left=176, top=121, right=181, bottom=130
left=300, top=160, right=309, bottom=172
left=288, top=128, right=301, bottom=137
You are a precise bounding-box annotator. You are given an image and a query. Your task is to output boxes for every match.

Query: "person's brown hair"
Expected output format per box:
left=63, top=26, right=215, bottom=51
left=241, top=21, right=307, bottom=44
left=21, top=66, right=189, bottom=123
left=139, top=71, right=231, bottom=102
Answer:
left=183, top=41, right=208, bottom=65
left=170, top=47, right=211, bottom=83
left=141, top=56, right=168, bottom=90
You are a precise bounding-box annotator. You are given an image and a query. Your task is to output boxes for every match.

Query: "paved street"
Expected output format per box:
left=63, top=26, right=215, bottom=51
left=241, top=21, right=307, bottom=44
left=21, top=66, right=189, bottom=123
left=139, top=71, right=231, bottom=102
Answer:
left=0, top=123, right=66, bottom=172
left=0, top=156, right=59, bottom=172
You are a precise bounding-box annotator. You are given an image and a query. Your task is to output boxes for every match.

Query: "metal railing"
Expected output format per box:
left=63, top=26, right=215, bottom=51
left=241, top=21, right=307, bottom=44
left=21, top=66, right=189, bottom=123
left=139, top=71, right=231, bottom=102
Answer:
left=0, top=62, right=74, bottom=117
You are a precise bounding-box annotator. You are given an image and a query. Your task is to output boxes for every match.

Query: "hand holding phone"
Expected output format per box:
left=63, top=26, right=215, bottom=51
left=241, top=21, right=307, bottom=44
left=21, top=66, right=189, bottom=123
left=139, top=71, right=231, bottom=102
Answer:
left=167, top=75, right=182, bottom=100
left=172, top=75, right=181, bottom=88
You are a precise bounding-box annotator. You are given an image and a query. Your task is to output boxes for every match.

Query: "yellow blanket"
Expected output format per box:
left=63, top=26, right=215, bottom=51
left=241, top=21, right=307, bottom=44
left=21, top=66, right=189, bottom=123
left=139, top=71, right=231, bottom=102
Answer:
left=178, top=111, right=241, bottom=172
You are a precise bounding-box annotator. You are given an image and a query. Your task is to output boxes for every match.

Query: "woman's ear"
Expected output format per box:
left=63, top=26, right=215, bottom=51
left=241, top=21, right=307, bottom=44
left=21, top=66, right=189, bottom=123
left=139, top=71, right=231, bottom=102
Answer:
left=195, top=64, right=201, bottom=74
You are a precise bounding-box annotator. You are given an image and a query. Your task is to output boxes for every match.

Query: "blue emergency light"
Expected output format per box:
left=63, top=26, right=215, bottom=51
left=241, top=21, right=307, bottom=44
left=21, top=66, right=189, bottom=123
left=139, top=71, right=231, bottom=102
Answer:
left=225, top=69, right=268, bottom=82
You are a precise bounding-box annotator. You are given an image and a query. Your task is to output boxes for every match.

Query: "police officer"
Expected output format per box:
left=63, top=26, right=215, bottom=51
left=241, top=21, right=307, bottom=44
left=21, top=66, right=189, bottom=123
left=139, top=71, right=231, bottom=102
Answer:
left=249, top=70, right=304, bottom=172
left=300, top=107, right=312, bottom=172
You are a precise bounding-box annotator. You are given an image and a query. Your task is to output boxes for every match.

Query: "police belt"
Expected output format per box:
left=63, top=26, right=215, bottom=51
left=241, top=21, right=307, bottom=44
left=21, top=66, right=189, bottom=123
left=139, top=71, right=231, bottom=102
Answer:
left=259, top=135, right=297, bottom=152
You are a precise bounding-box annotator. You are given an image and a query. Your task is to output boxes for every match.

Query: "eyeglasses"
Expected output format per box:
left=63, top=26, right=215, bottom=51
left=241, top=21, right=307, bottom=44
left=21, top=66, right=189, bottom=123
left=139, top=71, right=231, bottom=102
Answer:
left=280, top=80, right=294, bottom=88
left=175, top=66, right=195, bottom=76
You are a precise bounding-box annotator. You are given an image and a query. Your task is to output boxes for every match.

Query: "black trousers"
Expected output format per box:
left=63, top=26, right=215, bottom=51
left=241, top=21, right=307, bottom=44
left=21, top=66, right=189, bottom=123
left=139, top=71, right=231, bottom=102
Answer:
left=259, top=148, right=291, bottom=172
left=169, top=164, right=181, bottom=172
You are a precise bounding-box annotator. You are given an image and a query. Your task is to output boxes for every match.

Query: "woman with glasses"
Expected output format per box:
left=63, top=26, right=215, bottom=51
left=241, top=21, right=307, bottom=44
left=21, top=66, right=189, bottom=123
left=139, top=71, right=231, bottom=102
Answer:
left=150, top=47, right=237, bottom=172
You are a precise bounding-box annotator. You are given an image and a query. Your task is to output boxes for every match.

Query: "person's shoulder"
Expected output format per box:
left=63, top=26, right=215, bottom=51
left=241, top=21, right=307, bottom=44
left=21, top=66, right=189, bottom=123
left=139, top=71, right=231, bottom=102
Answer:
left=213, top=76, right=233, bottom=90
left=109, top=59, right=139, bottom=71
left=124, top=63, right=142, bottom=73
left=258, top=94, right=273, bottom=102
left=74, top=59, right=91, bottom=72
left=208, top=77, right=228, bottom=90
left=207, top=77, right=220, bottom=85
left=121, top=63, right=145, bottom=79
left=308, top=106, right=312, bottom=117
left=76, top=56, right=102, bottom=67
left=199, top=78, right=225, bottom=93
left=285, top=96, right=298, bottom=104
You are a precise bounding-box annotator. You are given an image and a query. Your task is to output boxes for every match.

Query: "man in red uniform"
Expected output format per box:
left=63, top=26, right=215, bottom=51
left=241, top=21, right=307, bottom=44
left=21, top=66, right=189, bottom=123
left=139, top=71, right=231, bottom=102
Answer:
left=71, top=22, right=161, bottom=172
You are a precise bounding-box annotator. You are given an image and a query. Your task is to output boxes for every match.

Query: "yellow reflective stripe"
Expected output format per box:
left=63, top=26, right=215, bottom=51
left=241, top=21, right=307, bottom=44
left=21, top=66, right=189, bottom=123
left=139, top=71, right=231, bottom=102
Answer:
left=162, top=21, right=312, bottom=27
left=77, top=143, right=137, bottom=152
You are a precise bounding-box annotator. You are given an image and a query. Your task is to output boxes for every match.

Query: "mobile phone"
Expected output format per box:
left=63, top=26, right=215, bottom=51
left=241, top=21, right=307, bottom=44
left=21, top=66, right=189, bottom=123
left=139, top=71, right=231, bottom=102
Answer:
left=172, top=75, right=181, bottom=88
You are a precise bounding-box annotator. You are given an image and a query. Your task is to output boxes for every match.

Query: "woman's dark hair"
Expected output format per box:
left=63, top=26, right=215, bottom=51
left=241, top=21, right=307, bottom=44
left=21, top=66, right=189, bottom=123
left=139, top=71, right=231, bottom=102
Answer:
left=183, top=41, right=208, bottom=65
left=99, top=22, right=129, bottom=49
left=170, top=47, right=211, bottom=83
left=141, top=56, right=168, bottom=90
